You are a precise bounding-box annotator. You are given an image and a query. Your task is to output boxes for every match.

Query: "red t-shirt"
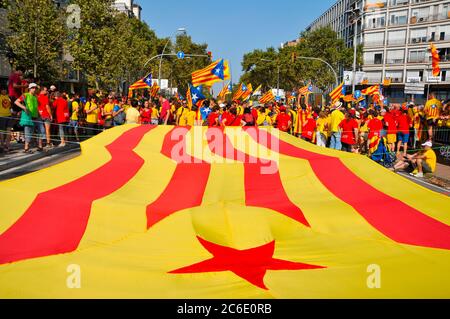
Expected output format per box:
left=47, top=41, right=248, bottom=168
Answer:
left=53, top=97, right=69, bottom=124
left=8, top=72, right=21, bottom=98
left=208, top=112, right=219, bottom=127
left=251, top=108, right=258, bottom=121
left=276, top=113, right=291, bottom=132
left=38, top=94, right=51, bottom=119
left=383, top=112, right=397, bottom=134
left=339, top=119, right=358, bottom=145
left=367, top=118, right=383, bottom=139
left=140, top=108, right=151, bottom=123
left=301, top=118, right=317, bottom=140
left=397, top=114, right=411, bottom=134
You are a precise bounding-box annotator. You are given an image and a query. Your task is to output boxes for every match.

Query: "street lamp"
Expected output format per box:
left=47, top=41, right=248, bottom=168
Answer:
left=159, top=27, right=187, bottom=87
left=346, top=8, right=362, bottom=94
left=260, top=58, right=280, bottom=98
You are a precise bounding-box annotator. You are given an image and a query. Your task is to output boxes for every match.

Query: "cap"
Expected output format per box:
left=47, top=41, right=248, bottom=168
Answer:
left=50, top=85, right=57, bottom=91
left=333, top=101, right=343, bottom=109
left=28, top=83, right=38, bottom=89
left=380, top=108, right=387, bottom=113
left=355, top=111, right=361, bottom=119
left=219, top=103, right=226, bottom=108
left=422, top=141, right=433, bottom=148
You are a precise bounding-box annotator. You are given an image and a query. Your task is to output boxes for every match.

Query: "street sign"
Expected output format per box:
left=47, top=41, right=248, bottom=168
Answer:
left=177, top=51, right=185, bottom=59
left=407, top=77, right=421, bottom=83
left=427, top=75, right=441, bottom=83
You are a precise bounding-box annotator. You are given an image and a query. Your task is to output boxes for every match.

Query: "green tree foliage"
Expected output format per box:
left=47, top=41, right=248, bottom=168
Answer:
left=7, top=0, right=66, bottom=82
left=240, top=27, right=362, bottom=92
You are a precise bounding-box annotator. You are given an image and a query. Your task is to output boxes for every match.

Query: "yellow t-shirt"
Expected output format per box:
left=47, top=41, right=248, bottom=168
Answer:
left=123, top=104, right=132, bottom=113
left=0, top=95, right=12, bottom=117
left=177, top=107, right=190, bottom=126
left=103, top=103, right=115, bottom=120
left=316, top=117, right=330, bottom=138
left=423, top=149, right=437, bottom=173
left=71, top=101, right=79, bottom=121
left=330, top=109, right=345, bottom=132
left=126, top=107, right=140, bottom=124
left=257, top=111, right=272, bottom=126
left=84, top=102, right=99, bottom=124
left=424, top=99, right=442, bottom=120
left=151, top=108, right=159, bottom=119
left=185, top=110, right=196, bottom=126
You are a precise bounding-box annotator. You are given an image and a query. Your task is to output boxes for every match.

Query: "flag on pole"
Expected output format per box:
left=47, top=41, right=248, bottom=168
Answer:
left=186, top=85, right=192, bottom=108
left=240, top=83, right=253, bottom=101
left=150, top=82, right=160, bottom=97
left=259, top=90, right=275, bottom=104
left=252, top=85, right=262, bottom=96
left=192, top=59, right=231, bottom=87
left=361, top=85, right=380, bottom=96
left=329, top=82, right=344, bottom=102
left=187, top=84, right=205, bottom=108
left=299, top=84, right=313, bottom=96
left=218, top=81, right=232, bottom=100
left=233, top=83, right=248, bottom=101
left=430, top=43, right=441, bottom=77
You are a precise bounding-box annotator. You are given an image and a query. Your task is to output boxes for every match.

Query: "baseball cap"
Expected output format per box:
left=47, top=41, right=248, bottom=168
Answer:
left=50, top=85, right=57, bottom=91
left=219, top=103, right=226, bottom=108
left=421, top=141, right=433, bottom=148
left=355, top=111, right=361, bottom=119
left=28, top=83, right=38, bottom=89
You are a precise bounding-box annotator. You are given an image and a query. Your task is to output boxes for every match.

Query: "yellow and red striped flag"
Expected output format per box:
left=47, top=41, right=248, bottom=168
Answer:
left=218, top=82, right=232, bottom=100
left=186, top=85, right=193, bottom=108
left=430, top=43, right=441, bottom=76
left=232, top=83, right=247, bottom=101
left=259, top=90, right=275, bottom=104
left=192, top=59, right=231, bottom=87
left=150, top=82, right=160, bottom=98
left=240, top=83, right=253, bottom=101
left=329, top=82, right=344, bottom=102
left=362, top=85, right=380, bottom=96
left=0, top=126, right=449, bottom=298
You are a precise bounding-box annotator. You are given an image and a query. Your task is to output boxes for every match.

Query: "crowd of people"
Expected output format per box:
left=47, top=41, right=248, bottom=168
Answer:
left=0, top=68, right=448, bottom=178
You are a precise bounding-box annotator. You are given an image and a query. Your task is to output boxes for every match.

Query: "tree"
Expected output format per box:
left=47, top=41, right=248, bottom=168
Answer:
left=6, top=0, right=66, bottom=82
left=240, top=27, right=361, bottom=92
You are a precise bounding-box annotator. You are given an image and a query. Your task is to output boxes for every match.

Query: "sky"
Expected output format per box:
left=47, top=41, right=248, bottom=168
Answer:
left=141, top=0, right=336, bottom=83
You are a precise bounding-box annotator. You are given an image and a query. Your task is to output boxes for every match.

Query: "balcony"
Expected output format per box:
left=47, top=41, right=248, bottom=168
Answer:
left=410, top=13, right=450, bottom=25
left=389, top=0, right=409, bottom=6
left=409, top=36, right=428, bottom=44
left=388, top=38, right=406, bottom=45
left=386, top=58, right=405, bottom=64
left=441, top=54, right=450, bottom=62
left=408, top=56, right=431, bottom=63
left=364, top=40, right=385, bottom=47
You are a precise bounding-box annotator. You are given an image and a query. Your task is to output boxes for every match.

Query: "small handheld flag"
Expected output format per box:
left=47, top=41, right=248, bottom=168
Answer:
left=192, top=59, right=231, bottom=87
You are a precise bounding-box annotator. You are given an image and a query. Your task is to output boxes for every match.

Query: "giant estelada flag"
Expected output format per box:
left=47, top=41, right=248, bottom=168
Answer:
left=0, top=125, right=449, bottom=298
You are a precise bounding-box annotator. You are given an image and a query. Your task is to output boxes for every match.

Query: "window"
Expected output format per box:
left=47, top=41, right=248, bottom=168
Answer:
left=364, top=32, right=385, bottom=46
left=385, top=71, right=403, bottom=82
left=386, top=49, right=405, bottom=64
left=390, top=0, right=408, bottom=6
left=366, top=14, right=386, bottom=29
left=388, top=30, right=406, bottom=45
left=390, top=11, right=408, bottom=26
left=409, top=49, right=428, bottom=63
left=440, top=32, right=446, bottom=40
left=410, top=28, right=427, bottom=43
left=364, top=51, right=384, bottom=64
left=365, top=71, right=383, bottom=83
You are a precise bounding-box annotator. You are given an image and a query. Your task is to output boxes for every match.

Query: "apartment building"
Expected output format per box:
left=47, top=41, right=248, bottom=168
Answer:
left=113, top=0, right=142, bottom=21
left=306, top=0, right=450, bottom=101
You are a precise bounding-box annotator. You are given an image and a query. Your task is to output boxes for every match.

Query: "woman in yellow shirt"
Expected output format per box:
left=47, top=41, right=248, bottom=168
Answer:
left=84, top=96, right=99, bottom=137
left=316, top=111, right=330, bottom=147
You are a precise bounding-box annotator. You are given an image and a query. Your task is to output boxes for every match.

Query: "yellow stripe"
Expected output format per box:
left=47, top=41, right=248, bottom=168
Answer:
left=0, top=125, right=137, bottom=234
left=77, top=126, right=177, bottom=250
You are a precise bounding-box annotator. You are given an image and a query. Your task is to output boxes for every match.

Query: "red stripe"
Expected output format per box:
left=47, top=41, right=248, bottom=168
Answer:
left=146, top=127, right=211, bottom=228
left=206, top=128, right=310, bottom=227
left=244, top=127, right=450, bottom=250
left=0, top=125, right=155, bottom=265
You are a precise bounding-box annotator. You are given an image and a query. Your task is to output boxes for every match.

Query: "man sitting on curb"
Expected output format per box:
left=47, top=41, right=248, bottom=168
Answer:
left=392, top=141, right=436, bottom=178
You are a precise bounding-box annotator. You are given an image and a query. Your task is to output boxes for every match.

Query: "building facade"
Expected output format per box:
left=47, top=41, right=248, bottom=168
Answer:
left=306, top=0, right=450, bottom=102
left=113, top=0, right=142, bottom=20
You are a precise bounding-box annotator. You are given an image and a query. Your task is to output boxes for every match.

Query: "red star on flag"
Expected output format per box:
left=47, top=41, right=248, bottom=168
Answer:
left=169, top=237, right=325, bottom=290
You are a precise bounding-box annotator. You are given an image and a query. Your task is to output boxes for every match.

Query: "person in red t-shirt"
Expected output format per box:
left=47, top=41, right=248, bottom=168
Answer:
left=207, top=106, right=220, bottom=127
left=140, top=100, right=152, bottom=124
left=383, top=108, right=397, bottom=152
left=301, top=114, right=317, bottom=142
left=396, top=107, right=412, bottom=156
left=38, top=87, right=53, bottom=147
left=339, top=111, right=359, bottom=152
left=53, top=92, right=70, bottom=147
left=276, top=106, right=292, bottom=132
left=221, top=108, right=243, bottom=127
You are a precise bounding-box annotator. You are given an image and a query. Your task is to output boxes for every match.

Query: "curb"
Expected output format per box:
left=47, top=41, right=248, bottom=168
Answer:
left=0, top=144, right=81, bottom=172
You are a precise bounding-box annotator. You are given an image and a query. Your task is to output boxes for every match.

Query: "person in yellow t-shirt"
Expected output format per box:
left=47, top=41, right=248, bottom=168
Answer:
left=103, top=96, right=115, bottom=129
left=126, top=101, right=141, bottom=124
left=184, top=106, right=197, bottom=126
left=315, top=111, right=330, bottom=147
left=0, top=88, right=12, bottom=151
left=424, top=93, right=443, bottom=141
left=395, top=141, right=436, bottom=177
left=256, top=107, right=272, bottom=126
left=329, top=102, right=345, bottom=150
left=177, top=103, right=190, bottom=126
left=150, top=104, right=160, bottom=125
left=84, top=97, right=99, bottom=137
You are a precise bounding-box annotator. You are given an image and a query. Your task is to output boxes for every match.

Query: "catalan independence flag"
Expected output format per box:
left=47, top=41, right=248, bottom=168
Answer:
left=240, top=83, right=253, bottom=101
left=362, top=85, right=380, bottom=96
left=192, top=59, right=231, bottom=87
left=150, top=81, right=160, bottom=98
left=217, top=82, right=231, bottom=100
left=430, top=43, right=441, bottom=77
left=259, top=90, right=275, bottom=104
left=329, top=82, right=344, bottom=102
left=0, top=126, right=449, bottom=298
left=233, top=83, right=247, bottom=101
left=299, top=84, right=313, bottom=96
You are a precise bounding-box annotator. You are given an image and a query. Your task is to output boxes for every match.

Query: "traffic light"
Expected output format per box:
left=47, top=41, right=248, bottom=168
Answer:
left=207, top=51, right=213, bottom=61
